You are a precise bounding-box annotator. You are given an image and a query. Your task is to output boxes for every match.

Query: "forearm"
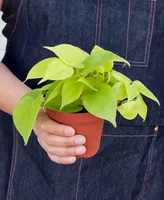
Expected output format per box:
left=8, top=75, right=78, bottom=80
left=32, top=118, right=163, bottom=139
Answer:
left=0, top=62, right=31, bottom=115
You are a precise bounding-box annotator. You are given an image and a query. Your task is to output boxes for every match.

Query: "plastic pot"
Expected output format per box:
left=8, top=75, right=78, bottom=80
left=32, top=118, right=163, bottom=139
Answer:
left=47, top=109, right=104, bottom=158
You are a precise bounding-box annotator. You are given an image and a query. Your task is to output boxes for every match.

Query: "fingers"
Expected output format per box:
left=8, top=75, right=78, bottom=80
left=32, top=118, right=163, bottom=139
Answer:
left=38, top=138, right=86, bottom=157
left=35, top=109, right=75, bottom=137
left=47, top=153, right=76, bottom=165
left=41, top=133, right=86, bottom=147
left=40, top=118, right=75, bottom=136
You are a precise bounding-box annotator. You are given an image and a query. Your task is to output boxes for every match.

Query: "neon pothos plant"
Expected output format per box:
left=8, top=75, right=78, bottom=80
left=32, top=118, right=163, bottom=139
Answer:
left=13, top=44, right=159, bottom=144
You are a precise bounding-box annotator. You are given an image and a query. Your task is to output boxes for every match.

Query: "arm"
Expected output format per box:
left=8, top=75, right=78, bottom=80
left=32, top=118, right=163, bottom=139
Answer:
left=0, top=62, right=30, bottom=114
left=0, top=1, right=86, bottom=163
left=0, top=0, right=30, bottom=114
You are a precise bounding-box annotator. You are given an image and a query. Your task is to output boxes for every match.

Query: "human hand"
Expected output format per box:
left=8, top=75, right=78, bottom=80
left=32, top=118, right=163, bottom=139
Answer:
left=34, top=109, right=86, bottom=164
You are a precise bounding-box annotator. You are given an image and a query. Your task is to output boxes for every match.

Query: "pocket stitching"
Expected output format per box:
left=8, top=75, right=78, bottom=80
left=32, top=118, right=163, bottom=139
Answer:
left=127, top=0, right=157, bottom=67
left=137, top=128, right=158, bottom=200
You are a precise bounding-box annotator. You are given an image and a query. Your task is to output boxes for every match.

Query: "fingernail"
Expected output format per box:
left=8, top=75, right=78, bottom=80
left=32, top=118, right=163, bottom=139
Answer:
left=75, top=136, right=86, bottom=145
left=67, top=157, right=76, bottom=163
left=64, top=128, right=75, bottom=136
left=75, top=146, right=86, bottom=155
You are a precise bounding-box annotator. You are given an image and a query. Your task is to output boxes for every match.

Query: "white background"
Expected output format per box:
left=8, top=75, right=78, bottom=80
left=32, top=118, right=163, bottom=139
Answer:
left=0, top=12, right=7, bottom=60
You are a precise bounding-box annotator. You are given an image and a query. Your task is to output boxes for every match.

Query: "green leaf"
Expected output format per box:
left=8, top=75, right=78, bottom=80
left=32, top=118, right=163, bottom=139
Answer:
left=61, top=98, right=83, bottom=113
left=83, top=84, right=117, bottom=127
left=77, top=77, right=97, bottom=91
left=105, top=50, right=130, bottom=67
left=44, top=81, right=64, bottom=105
left=118, top=100, right=138, bottom=120
left=80, top=51, right=114, bottom=75
left=91, top=45, right=130, bottom=67
left=44, top=95, right=61, bottom=111
left=40, top=83, right=53, bottom=91
left=132, top=80, right=160, bottom=105
left=24, top=58, right=56, bottom=82
left=110, top=70, right=132, bottom=84
left=118, top=95, right=148, bottom=121
left=61, top=77, right=84, bottom=109
left=136, top=95, right=148, bottom=121
left=103, top=61, right=114, bottom=72
left=45, top=96, right=83, bottom=113
left=44, top=44, right=89, bottom=68
left=113, top=82, right=127, bottom=100
left=38, top=58, right=74, bottom=84
left=13, top=90, right=43, bottom=144
left=91, top=45, right=104, bottom=54
left=124, top=83, right=140, bottom=101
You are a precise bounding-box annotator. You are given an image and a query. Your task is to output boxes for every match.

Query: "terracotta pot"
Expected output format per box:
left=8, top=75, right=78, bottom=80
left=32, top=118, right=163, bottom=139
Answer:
left=47, top=109, right=104, bottom=158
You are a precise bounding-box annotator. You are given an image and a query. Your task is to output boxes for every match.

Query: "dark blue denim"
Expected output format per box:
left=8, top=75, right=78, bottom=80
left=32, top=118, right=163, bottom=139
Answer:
left=1, top=0, right=164, bottom=199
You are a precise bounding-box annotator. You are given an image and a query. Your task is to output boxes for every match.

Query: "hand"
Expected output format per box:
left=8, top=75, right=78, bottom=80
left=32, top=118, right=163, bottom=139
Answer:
left=34, top=109, right=86, bottom=164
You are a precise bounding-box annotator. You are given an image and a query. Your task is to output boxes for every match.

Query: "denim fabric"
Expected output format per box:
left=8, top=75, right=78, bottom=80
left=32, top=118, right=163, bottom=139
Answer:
left=1, top=0, right=164, bottom=199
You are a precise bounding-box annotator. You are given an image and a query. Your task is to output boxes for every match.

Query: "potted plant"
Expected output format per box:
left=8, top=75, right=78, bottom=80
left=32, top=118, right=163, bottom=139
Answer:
left=13, top=44, right=159, bottom=158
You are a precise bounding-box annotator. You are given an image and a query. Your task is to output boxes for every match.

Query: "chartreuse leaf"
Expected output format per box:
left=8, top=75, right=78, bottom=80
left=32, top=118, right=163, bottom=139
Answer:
left=45, top=96, right=83, bottom=113
left=83, top=84, right=117, bottom=127
left=113, top=82, right=127, bottom=100
left=118, top=95, right=148, bottom=121
left=13, top=89, right=43, bottom=145
left=44, top=44, right=89, bottom=68
left=118, top=100, right=139, bottom=120
left=38, top=58, right=74, bottom=84
left=103, top=61, right=114, bottom=72
left=61, top=98, right=83, bottom=113
left=105, top=50, right=130, bottom=67
left=24, top=58, right=55, bottom=82
left=77, top=77, right=97, bottom=91
left=44, top=95, right=61, bottom=111
left=40, top=83, right=53, bottom=91
left=91, top=45, right=130, bottom=67
left=61, top=77, right=84, bottom=109
left=80, top=51, right=114, bottom=75
left=44, top=81, right=64, bottom=105
left=124, top=83, right=140, bottom=101
left=132, top=81, right=160, bottom=105
left=136, top=95, right=147, bottom=121
left=110, top=70, right=132, bottom=84
left=91, top=45, right=104, bottom=54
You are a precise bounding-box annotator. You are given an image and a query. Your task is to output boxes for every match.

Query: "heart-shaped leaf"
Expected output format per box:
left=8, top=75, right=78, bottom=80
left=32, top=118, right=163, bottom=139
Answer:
left=13, top=89, right=43, bottom=145
left=124, top=83, right=140, bottom=101
left=91, top=45, right=104, bottom=54
left=77, top=77, right=97, bottom=91
left=83, top=84, right=117, bottom=127
left=38, top=58, right=74, bottom=84
left=61, top=77, right=84, bottom=109
left=113, top=82, right=127, bottom=100
left=44, top=81, right=64, bottom=105
left=44, top=44, right=89, bottom=68
left=110, top=70, right=132, bottom=84
left=24, top=58, right=56, bottom=82
left=80, top=51, right=114, bottom=75
left=91, top=45, right=130, bottom=67
left=118, top=100, right=138, bottom=120
left=118, top=95, right=148, bottom=121
left=132, top=81, right=160, bottom=105
left=136, top=95, right=148, bottom=121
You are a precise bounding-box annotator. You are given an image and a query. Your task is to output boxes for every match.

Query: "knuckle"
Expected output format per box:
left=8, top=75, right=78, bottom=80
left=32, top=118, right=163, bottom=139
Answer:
left=45, top=135, right=52, bottom=144
left=40, top=122, right=46, bottom=130
left=65, top=148, right=74, bottom=156
left=64, top=138, right=71, bottom=146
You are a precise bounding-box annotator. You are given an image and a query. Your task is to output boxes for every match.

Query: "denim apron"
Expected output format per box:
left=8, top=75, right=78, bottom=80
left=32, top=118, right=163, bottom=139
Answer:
left=1, top=0, right=164, bottom=199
